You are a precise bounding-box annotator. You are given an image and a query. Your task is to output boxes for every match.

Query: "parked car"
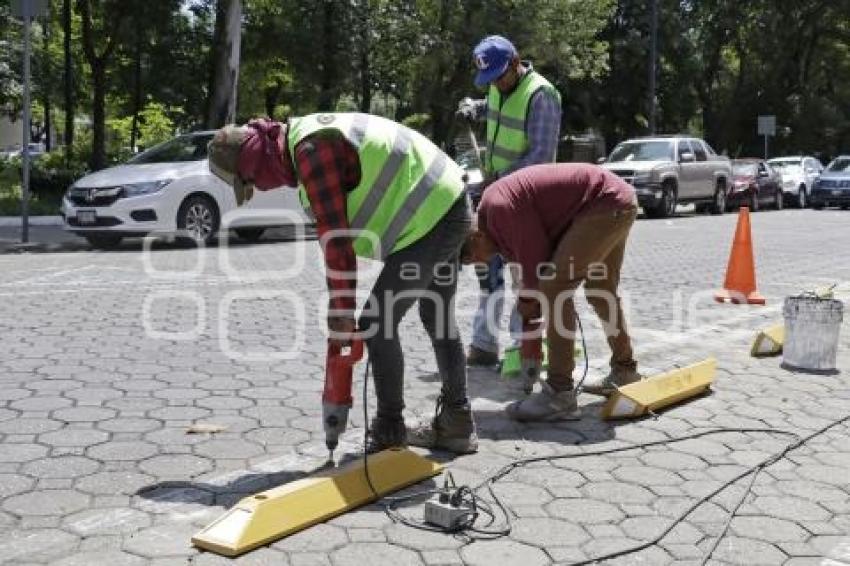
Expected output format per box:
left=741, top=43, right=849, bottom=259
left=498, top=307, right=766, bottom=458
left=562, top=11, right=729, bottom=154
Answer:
left=811, top=156, right=850, bottom=210
left=600, top=135, right=732, bottom=218
left=728, top=159, right=784, bottom=211
left=766, top=155, right=823, bottom=208
left=0, top=142, right=46, bottom=160
left=61, top=131, right=311, bottom=249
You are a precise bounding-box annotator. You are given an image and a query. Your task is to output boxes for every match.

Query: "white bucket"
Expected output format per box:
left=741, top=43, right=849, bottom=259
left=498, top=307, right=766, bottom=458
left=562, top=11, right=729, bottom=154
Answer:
left=782, top=296, right=844, bottom=373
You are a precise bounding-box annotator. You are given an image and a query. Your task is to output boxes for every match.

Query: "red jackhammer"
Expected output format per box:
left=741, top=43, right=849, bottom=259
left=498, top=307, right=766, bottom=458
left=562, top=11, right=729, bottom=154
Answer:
left=322, top=338, right=364, bottom=460
left=520, top=318, right=543, bottom=394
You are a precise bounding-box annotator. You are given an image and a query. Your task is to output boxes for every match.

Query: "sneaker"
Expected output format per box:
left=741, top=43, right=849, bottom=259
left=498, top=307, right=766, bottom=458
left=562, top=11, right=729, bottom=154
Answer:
left=408, top=396, right=479, bottom=454
left=581, top=364, right=642, bottom=397
left=505, top=381, right=581, bottom=422
left=365, top=416, right=407, bottom=454
left=467, top=345, right=499, bottom=367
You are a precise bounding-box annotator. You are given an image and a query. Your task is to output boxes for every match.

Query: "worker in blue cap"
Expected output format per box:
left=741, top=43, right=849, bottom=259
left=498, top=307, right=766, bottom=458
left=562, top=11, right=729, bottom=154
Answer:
left=457, top=35, right=562, bottom=368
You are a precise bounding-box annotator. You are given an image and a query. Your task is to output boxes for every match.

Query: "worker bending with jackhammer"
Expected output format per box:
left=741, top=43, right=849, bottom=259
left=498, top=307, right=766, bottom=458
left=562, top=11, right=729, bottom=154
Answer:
left=208, top=113, right=477, bottom=455
left=457, top=35, right=562, bottom=367
left=463, top=163, right=641, bottom=421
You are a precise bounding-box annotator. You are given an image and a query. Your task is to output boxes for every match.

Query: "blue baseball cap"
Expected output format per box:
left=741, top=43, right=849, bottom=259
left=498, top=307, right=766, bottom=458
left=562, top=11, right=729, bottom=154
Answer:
left=472, top=35, right=518, bottom=87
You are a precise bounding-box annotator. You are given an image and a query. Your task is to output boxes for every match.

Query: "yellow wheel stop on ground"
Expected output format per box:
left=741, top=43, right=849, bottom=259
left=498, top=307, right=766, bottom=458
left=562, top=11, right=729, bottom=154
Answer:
left=192, top=448, right=442, bottom=557
left=601, top=358, right=717, bottom=419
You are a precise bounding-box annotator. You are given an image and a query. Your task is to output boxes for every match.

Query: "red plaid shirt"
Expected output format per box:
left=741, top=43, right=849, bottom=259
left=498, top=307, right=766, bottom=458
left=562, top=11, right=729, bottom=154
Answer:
left=291, top=131, right=361, bottom=318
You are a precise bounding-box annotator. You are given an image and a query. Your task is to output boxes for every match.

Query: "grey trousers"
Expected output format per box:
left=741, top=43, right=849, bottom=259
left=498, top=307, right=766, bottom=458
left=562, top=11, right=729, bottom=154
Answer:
left=358, top=196, right=472, bottom=421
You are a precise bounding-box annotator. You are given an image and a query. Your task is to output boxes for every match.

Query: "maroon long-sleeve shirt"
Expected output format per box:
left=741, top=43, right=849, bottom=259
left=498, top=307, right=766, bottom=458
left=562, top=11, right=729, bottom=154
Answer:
left=477, top=163, right=636, bottom=291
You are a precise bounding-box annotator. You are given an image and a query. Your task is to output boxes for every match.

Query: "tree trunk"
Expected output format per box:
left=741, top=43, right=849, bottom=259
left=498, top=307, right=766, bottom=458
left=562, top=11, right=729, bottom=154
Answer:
left=358, top=1, right=371, bottom=113
left=91, top=62, right=106, bottom=170
left=63, top=0, right=73, bottom=162
left=129, top=31, right=143, bottom=151
left=317, top=1, right=337, bottom=111
left=206, top=0, right=242, bottom=128
left=42, top=0, right=53, bottom=152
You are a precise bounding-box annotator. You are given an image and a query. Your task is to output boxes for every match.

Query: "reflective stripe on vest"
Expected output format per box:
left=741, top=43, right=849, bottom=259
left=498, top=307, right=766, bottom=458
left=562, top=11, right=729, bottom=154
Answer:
left=485, top=71, right=561, bottom=175
left=288, top=113, right=464, bottom=259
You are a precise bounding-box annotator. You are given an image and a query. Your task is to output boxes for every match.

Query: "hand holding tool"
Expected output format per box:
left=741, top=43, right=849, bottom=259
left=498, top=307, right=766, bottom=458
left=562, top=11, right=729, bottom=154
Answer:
left=322, top=338, right=364, bottom=461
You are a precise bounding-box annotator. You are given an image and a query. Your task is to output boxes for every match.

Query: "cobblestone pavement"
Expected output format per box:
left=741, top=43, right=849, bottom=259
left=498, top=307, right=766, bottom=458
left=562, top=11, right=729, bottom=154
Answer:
left=1, top=208, right=849, bottom=565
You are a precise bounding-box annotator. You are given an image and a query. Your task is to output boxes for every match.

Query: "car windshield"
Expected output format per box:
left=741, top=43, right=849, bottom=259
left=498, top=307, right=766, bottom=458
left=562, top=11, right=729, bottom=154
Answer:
left=129, top=134, right=214, bottom=164
left=608, top=141, right=674, bottom=163
left=826, top=158, right=850, bottom=173
left=733, top=163, right=758, bottom=176
left=768, top=160, right=801, bottom=174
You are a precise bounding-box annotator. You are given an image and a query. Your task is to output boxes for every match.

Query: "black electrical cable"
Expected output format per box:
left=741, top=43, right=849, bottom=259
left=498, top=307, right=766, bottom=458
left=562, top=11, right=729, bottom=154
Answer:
left=354, top=314, right=850, bottom=564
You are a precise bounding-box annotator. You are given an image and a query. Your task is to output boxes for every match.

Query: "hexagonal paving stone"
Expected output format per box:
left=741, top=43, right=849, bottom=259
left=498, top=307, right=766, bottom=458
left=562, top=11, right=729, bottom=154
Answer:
left=330, top=542, right=423, bottom=566
left=0, top=528, right=80, bottom=563
left=87, top=441, right=159, bottom=461
left=0, top=443, right=48, bottom=462
left=710, top=536, right=788, bottom=565
left=511, top=517, right=590, bottom=548
left=384, top=523, right=464, bottom=551
left=10, top=396, right=72, bottom=411
left=0, top=473, right=33, bottom=498
left=22, top=455, right=101, bottom=478
left=148, top=406, right=211, bottom=421
left=122, top=523, right=200, bottom=558
left=52, top=407, right=117, bottom=423
left=196, top=396, right=256, bottom=410
left=50, top=550, right=146, bottom=566
left=192, top=547, right=289, bottom=565
left=752, top=495, right=832, bottom=522
left=3, top=489, right=89, bottom=516
left=0, top=388, right=33, bottom=401
left=0, top=417, right=63, bottom=434
left=612, top=465, right=683, bottom=486
left=244, top=428, right=311, bottom=447
left=583, top=482, right=656, bottom=505
left=640, top=450, right=707, bottom=471
left=194, top=439, right=265, bottom=460
left=547, top=498, right=625, bottom=524
left=241, top=406, right=301, bottom=426
left=64, top=507, right=152, bottom=536
left=271, top=523, right=348, bottom=552
left=489, top=481, right=553, bottom=507
left=97, top=417, right=161, bottom=433
left=75, top=470, right=155, bottom=495
left=730, top=516, right=809, bottom=543
left=460, top=540, right=550, bottom=566
left=139, top=454, right=213, bottom=479
left=39, top=428, right=110, bottom=447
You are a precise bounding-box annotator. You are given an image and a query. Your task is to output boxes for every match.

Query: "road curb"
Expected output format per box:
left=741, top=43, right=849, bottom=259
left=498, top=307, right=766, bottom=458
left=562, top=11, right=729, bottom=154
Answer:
left=0, top=215, right=64, bottom=227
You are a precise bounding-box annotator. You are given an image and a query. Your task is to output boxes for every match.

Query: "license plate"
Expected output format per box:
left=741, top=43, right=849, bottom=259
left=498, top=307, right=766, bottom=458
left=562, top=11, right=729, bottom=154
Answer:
left=76, top=210, right=97, bottom=225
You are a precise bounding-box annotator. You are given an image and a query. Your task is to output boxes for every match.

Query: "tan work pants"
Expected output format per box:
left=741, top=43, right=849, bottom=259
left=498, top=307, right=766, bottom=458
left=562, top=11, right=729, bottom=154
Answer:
left=537, top=206, right=638, bottom=390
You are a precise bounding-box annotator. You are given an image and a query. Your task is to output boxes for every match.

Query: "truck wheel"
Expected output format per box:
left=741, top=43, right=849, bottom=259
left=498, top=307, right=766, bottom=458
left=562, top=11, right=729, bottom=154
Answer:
left=774, top=189, right=784, bottom=210
left=710, top=181, right=727, bottom=215
left=647, top=182, right=677, bottom=219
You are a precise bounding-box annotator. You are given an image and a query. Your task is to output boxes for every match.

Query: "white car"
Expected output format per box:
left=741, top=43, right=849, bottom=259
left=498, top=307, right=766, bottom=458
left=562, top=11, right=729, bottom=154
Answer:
left=766, top=155, right=823, bottom=208
left=61, top=131, right=311, bottom=248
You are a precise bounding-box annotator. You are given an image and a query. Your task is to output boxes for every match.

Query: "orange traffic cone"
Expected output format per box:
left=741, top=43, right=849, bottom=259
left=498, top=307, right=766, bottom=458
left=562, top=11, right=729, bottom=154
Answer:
left=715, top=207, right=765, bottom=305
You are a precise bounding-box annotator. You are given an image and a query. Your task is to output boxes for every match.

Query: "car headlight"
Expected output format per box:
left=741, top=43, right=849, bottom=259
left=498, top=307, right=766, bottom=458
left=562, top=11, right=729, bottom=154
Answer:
left=120, top=179, right=173, bottom=197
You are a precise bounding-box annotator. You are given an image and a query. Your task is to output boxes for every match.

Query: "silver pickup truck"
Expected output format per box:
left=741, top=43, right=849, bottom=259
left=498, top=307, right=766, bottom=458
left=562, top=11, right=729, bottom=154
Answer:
left=600, top=136, right=732, bottom=218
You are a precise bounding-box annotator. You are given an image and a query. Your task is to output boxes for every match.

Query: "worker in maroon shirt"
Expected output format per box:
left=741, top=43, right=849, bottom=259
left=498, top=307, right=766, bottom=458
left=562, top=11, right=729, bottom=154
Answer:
left=208, top=115, right=478, bottom=454
left=464, top=163, right=641, bottom=421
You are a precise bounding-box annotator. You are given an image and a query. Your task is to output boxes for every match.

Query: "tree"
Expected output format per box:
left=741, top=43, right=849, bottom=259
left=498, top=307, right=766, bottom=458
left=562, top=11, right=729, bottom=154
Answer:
left=206, top=0, right=242, bottom=128
left=77, top=0, right=128, bottom=170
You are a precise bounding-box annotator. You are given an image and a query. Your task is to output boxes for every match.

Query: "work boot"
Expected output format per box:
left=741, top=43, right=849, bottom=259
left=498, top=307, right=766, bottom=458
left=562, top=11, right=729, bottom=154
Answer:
left=365, top=416, right=407, bottom=454
left=467, top=345, right=499, bottom=367
left=506, top=381, right=581, bottom=422
left=581, top=363, right=642, bottom=397
left=407, top=396, right=479, bottom=454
